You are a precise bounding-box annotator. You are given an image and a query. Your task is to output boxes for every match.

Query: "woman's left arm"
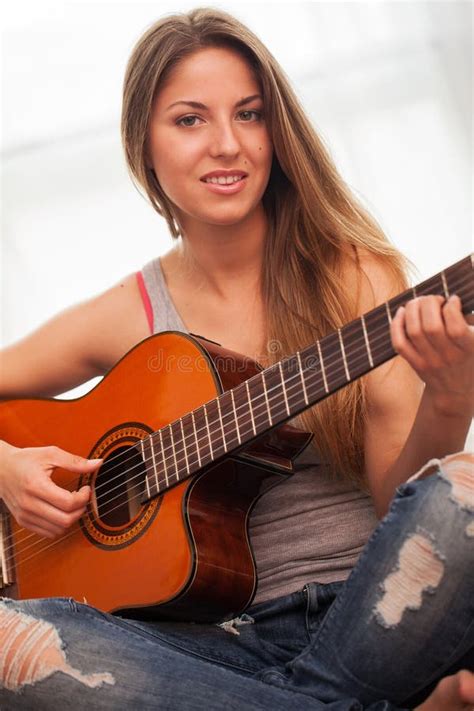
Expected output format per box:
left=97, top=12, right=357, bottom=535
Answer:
left=361, top=268, right=473, bottom=517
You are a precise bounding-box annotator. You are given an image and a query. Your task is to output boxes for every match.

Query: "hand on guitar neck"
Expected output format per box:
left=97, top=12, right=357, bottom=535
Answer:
left=0, top=441, right=101, bottom=539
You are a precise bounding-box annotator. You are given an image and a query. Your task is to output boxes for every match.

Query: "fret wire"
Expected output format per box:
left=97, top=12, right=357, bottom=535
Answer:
left=216, top=398, right=227, bottom=452
left=441, top=271, right=449, bottom=299
left=261, top=370, right=272, bottom=425
left=230, top=390, right=241, bottom=444
left=191, top=411, right=201, bottom=467
left=245, top=381, right=257, bottom=435
left=297, top=351, right=309, bottom=405
left=169, top=423, right=178, bottom=481
left=337, top=328, right=350, bottom=382
left=218, top=392, right=240, bottom=449
left=278, top=362, right=290, bottom=415
left=385, top=301, right=392, bottom=324
left=195, top=408, right=213, bottom=460
left=316, top=339, right=329, bottom=393
left=412, top=285, right=417, bottom=298
left=140, top=439, right=151, bottom=498
left=179, top=418, right=190, bottom=474
left=203, top=404, right=214, bottom=459
left=156, top=430, right=167, bottom=489
left=231, top=386, right=255, bottom=440
left=360, top=314, right=374, bottom=368
left=363, top=309, right=394, bottom=361
left=181, top=413, right=198, bottom=471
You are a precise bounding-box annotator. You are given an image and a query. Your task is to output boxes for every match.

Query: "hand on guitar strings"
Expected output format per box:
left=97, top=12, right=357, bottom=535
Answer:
left=0, top=444, right=102, bottom=538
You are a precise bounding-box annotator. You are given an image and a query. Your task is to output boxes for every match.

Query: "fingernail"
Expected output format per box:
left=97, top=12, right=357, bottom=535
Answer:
left=89, top=458, right=103, bottom=463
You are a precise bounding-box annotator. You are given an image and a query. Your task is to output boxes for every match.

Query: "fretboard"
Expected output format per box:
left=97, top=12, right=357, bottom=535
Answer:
left=140, top=254, right=473, bottom=501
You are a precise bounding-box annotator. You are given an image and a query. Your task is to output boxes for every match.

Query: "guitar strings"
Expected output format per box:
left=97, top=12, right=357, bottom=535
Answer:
left=33, top=271, right=472, bottom=506
left=57, top=269, right=474, bottom=506
left=6, top=303, right=467, bottom=570
left=7, top=273, right=473, bottom=568
left=6, top=274, right=473, bottom=564
left=6, top=273, right=473, bottom=566
left=79, top=270, right=474, bottom=497
left=7, top=300, right=398, bottom=552
left=6, top=318, right=396, bottom=566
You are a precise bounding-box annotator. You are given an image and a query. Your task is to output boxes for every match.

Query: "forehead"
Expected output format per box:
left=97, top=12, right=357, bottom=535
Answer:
left=156, top=46, right=261, bottom=105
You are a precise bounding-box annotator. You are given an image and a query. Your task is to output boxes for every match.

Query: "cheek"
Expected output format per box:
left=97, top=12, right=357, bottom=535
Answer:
left=257, top=132, right=273, bottom=169
left=259, top=144, right=273, bottom=182
left=151, top=148, right=187, bottom=197
left=151, top=135, right=200, bottom=186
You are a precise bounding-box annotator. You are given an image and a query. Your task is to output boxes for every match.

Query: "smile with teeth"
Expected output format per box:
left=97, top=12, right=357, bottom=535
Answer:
left=204, top=175, right=244, bottom=184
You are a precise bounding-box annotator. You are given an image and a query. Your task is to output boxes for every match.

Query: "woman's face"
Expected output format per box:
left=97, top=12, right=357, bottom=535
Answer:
left=148, top=46, right=273, bottom=232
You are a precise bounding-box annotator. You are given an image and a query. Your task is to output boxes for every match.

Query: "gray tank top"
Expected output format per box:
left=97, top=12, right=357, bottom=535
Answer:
left=141, top=258, right=378, bottom=604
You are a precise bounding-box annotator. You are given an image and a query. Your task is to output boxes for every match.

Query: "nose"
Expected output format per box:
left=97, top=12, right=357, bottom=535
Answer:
left=209, top=119, right=240, bottom=159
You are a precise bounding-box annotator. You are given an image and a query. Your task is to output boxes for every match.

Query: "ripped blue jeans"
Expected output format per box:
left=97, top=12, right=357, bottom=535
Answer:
left=0, top=452, right=473, bottom=710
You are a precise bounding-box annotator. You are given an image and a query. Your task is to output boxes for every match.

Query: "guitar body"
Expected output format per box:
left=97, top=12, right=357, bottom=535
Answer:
left=0, top=332, right=311, bottom=621
left=1, top=254, right=471, bottom=621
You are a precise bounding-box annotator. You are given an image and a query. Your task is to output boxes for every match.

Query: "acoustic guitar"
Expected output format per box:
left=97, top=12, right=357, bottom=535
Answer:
left=0, top=255, right=472, bottom=622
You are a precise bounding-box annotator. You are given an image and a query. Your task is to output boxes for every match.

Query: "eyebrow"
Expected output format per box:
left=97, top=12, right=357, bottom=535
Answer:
left=165, top=94, right=263, bottom=112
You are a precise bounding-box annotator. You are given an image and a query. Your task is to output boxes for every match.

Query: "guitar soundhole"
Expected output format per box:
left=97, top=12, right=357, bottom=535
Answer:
left=94, top=445, right=146, bottom=527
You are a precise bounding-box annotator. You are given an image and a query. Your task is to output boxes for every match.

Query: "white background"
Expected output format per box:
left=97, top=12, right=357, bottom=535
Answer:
left=1, top=1, right=472, bottom=403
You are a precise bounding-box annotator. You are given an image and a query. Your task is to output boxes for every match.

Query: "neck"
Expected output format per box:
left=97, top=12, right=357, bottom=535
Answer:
left=175, top=205, right=267, bottom=299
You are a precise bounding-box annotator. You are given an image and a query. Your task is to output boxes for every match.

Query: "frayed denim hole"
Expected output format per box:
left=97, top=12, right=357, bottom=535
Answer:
left=394, top=481, right=416, bottom=500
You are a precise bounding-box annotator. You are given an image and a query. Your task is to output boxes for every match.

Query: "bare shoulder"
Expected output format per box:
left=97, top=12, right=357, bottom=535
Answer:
left=0, top=272, right=150, bottom=399
left=340, top=247, right=407, bottom=315
left=85, top=272, right=151, bottom=371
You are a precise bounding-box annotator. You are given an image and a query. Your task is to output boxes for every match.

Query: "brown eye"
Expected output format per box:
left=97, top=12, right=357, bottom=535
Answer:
left=237, top=110, right=262, bottom=122
left=176, top=115, right=201, bottom=127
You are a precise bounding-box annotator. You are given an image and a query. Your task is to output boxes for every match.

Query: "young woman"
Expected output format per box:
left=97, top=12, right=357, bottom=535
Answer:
left=0, top=8, right=473, bottom=710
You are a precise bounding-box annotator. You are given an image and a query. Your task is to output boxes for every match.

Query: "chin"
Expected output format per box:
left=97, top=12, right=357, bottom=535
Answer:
left=204, top=205, right=263, bottom=227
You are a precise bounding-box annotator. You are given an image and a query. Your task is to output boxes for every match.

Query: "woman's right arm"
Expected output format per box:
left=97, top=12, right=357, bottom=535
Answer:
left=0, top=273, right=150, bottom=399
left=0, top=273, right=151, bottom=536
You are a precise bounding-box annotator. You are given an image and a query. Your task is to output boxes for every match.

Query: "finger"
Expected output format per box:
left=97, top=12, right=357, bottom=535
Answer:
left=403, top=297, right=443, bottom=365
left=391, top=306, right=426, bottom=372
left=29, top=497, right=87, bottom=531
left=45, top=446, right=102, bottom=474
left=15, top=512, right=63, bottom=539
left=444, top=295, right=474, bottom=351
left=37, top=476, right=92, bottom=514
left=418, top=295, right=461, bottom=360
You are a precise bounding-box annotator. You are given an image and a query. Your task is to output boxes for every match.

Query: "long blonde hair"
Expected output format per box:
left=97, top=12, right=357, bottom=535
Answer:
left=121, top=8, right=408, bottom=484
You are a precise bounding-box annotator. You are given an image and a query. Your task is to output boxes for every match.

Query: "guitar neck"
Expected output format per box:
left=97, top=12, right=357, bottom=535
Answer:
left=141, top=254, right=473, bottom=500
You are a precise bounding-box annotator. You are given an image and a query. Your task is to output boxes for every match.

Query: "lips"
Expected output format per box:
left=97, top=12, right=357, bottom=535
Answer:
left=200, top=173, right=248, bottom=195
left=200, top=170, right=248, bottom=184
